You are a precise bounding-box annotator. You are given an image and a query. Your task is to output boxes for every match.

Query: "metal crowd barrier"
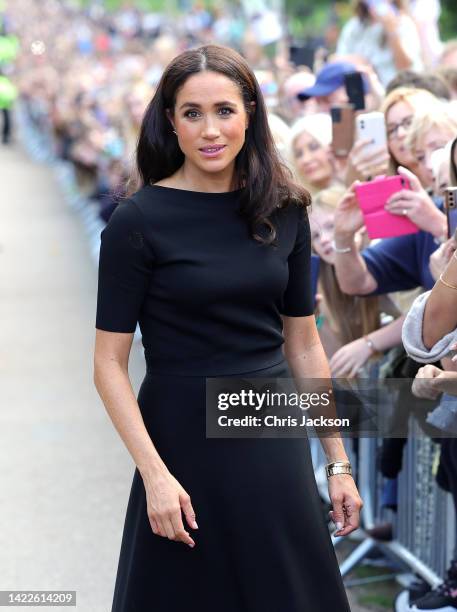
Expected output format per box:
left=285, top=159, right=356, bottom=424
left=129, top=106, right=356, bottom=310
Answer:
left=310, top=424, right=455, bottom=588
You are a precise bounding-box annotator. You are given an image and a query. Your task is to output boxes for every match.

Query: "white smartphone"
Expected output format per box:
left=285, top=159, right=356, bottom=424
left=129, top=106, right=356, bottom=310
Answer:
left=356, top=112, right=387, bottom=154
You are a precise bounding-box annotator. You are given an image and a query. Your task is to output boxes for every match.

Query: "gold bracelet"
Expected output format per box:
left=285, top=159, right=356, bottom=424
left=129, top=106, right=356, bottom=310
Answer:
left=325, top=461, right=352, bottom=479
left=439, top=273, right=457, bottom=291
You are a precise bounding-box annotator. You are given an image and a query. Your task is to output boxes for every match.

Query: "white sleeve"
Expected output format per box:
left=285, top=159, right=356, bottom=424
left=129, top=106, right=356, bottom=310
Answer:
left=336, top=20, right=355, bottom=56
left=396, top=16, right=424, bottom=71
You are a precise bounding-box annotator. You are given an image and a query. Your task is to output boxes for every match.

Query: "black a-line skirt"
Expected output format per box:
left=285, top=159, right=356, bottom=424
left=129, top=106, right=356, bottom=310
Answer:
left=111, top=360, right=351, bottom=612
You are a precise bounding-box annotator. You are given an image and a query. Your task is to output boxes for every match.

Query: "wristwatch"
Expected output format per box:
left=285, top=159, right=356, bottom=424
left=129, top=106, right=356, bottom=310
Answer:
left=325, top=461, right=352, bottom=479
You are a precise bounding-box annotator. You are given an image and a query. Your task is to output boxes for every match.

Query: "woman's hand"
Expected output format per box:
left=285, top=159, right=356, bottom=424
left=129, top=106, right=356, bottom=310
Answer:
left=329, top=337, right=373, bottom=378
left=328, top=474, right=363, bottom=537
left=369, top=5, right=399, bottom=34
left=142, top=468, right=198, bottom=547
left=412, top=364, right=444, bottom=400
left=346, top=138, right=389, bottom=184
left=434, top=371, right=457, bottom=396
left=429, top=237, right=457, bottom=282
left=385, top=166, right=447, bottom=238
left=413, top=365, right=457, bottom=398
left=333, top=182, right=365, bottom=244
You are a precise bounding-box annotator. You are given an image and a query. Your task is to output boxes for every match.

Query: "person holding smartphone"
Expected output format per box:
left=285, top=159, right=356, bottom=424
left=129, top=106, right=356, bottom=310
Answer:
left=309, top=186, right=404, bottom=378
left=332, top=163, right=447, bottom=304
left=336, top=1, right=423, bottom=87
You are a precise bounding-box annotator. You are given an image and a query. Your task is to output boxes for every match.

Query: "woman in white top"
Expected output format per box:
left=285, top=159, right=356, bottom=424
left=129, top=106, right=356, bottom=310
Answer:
left=337, top=0, right=423, bottom=87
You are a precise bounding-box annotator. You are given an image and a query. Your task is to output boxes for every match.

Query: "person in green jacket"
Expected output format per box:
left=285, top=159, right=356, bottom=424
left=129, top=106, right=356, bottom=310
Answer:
left=0, top=69, right=17, bottom=144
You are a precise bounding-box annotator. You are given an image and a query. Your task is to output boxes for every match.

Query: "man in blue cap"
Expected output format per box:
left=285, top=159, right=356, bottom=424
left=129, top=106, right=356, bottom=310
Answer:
left=298, top=61, right=368, bottom=113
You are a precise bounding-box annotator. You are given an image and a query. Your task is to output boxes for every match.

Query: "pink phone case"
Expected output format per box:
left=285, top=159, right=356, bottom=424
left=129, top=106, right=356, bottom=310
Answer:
left=355, top=175, right=419, bottom=239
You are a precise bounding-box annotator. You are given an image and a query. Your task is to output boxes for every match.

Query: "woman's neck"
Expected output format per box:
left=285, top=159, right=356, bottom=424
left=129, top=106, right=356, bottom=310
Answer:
left=172, top=161, right=237, bottom=193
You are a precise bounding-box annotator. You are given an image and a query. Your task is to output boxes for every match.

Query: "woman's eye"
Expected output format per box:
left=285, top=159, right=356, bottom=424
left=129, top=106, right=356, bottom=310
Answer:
left=308, top=141, right=320, bottom=152
left=219, top=107, right=233, bottom=116
left=416, top=154, right=425, bottom=163
left=184, top=110, right=200, bottom=119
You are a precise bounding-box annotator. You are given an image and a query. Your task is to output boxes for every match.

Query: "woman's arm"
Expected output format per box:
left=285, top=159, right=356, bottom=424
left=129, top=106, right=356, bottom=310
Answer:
left=330, top=314, right=405, bottom=377
left=283, top=315, right=348, bottom=462
left=94, top=329, right=167, bottom=477
left=282, top=314, right=363, bottom=536
left=333, top=186, right=378, bottom=295
left=374, top=12, right=415, bottom=71
left=94, top=329, right=198, bottom=547
left=423, top=251, right=457, bottom=349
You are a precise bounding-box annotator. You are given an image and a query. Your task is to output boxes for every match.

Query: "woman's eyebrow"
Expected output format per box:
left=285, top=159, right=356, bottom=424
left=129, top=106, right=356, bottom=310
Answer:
left=178, top=100, right=237, bottom=110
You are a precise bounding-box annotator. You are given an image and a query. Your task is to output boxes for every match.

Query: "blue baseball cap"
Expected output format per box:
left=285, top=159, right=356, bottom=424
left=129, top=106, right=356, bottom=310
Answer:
left=297, top=62, right=368, bottom=100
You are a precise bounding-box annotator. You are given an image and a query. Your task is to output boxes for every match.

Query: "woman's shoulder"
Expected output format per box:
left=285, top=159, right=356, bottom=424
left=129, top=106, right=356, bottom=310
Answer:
left=125, top=183, right=170, bottom=217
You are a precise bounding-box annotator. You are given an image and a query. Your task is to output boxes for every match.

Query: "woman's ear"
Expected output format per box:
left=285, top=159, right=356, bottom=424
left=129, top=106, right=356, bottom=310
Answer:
left=165, top=108, right=175, bottom=131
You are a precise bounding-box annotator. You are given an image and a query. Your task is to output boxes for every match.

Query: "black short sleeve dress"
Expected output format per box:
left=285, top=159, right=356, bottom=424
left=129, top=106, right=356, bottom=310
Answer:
left=95, top=185, right=351, bottom=612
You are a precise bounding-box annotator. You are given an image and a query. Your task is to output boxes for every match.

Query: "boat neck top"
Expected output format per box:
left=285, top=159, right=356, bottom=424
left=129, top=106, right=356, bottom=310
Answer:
left=95, top=185, right=313, bottom=375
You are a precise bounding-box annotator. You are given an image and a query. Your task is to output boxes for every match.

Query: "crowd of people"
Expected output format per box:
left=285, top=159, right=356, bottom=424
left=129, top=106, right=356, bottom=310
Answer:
left=3, top=0, right=457, bottom=610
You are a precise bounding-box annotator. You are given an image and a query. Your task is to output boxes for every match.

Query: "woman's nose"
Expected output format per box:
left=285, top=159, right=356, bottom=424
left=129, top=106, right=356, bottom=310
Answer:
left=201, top=118, right=220, bottom=138
left=425, top=152, right=434, bottom=172
left=321, top=231, right=332, bottom=246
left=397, top=125, right=407, bottom=140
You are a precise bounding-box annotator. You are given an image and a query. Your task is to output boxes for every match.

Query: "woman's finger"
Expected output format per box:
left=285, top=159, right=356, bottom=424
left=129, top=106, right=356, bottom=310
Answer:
left=337, top=502, right=361, bottom=536
left=149, top=515, right=160, bottom=535
left=163, top=516, right=176, bottom=540
left=387, top=190, right=415, bottom=205
left=329, top=352, right=342, bottom=370
left=170, top=510, right=195, bottom=547
left=180, top=491, right=198, bottom=530
left=330, top=494, right=345, bottom=534
left=355, top=146, right=389, bottom=166
left=350, top=138, right=373, bottom=156
left=155, top=517, right=167, bottom=538
left=398, top=165, right=422, bottom=191
left=330, top=355, right=348, bottom=376
left=348, top=362, right=361, bottom=378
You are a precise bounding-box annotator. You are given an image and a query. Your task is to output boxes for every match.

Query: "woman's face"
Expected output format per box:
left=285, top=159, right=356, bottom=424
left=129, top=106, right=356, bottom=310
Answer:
left=386, top=100, right=415, bottom=169
left=293, top=131, right=333, bottom=189
left=169, top=70, right=249, bottom=181
left=415, top=128, right=455, bottom=189
left=310, top=207, right=336, bottom=265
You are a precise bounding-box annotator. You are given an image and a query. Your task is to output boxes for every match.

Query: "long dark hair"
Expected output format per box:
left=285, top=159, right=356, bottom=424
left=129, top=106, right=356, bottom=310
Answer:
left=131, top=44, right=310, bottom=246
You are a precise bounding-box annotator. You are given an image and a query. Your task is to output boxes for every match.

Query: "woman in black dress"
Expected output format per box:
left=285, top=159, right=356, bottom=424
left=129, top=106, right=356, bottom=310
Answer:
left=94, top=44, right=363, bottom=612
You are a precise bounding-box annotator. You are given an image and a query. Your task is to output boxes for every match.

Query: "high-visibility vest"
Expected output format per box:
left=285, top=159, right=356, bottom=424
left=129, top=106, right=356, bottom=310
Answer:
left=0, top=35, right=19, bottom=64
left=0, top=75, right=17, bottom=109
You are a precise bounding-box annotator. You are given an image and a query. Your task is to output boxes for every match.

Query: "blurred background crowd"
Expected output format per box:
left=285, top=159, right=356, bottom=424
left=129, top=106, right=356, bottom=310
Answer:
left=3, top=0, right=457, bottom=610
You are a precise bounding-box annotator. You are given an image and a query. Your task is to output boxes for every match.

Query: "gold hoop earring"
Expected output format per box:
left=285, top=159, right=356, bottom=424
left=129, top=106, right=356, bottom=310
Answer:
left=172, top=130, right=177, bottom=135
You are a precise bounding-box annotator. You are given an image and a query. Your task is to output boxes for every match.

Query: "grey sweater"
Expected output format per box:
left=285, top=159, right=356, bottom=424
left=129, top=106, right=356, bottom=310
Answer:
left=402, top=290, right=457, bottom=433
left=402, top=290, right=457, bottom=363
